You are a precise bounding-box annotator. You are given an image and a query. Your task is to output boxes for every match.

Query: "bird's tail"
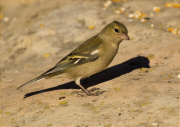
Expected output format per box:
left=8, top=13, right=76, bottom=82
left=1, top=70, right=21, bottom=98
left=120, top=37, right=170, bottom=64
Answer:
left=16, top=76, right=44, bottom=90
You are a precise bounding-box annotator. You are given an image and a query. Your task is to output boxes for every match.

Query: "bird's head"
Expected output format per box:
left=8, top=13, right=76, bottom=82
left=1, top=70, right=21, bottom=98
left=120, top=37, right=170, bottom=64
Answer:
left=99, top=21, right=129, bottom=44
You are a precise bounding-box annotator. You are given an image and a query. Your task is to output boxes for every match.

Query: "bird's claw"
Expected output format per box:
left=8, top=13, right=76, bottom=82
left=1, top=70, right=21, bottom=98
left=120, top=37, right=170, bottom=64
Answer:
left=89, top=90, right=106, bottom=96
left=71, top=87, right=106, bottom=97
left=89, top=87, right=101, bottom=92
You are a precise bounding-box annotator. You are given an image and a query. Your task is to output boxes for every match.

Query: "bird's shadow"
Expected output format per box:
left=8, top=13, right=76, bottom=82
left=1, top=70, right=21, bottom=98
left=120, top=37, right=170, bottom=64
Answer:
left=24, top=56, right=150, bottom=98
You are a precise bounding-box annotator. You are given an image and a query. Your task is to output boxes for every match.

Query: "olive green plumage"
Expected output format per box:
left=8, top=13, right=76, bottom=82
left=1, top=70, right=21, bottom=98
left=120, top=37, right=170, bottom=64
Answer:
left=17, top=21, right=129, bottom=95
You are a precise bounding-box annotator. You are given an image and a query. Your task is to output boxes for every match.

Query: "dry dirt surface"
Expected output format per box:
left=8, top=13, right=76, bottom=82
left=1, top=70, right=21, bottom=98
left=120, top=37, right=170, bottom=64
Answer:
left=1, top=0, right=180, bottom=127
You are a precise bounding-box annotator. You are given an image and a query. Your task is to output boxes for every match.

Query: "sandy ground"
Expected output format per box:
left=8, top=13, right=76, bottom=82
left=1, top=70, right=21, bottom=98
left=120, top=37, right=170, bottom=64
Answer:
left=1, top=0, right=180, bottom=127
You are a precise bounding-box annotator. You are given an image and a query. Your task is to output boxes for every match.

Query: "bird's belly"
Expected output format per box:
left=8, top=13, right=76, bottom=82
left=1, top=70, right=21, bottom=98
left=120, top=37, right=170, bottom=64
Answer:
left=67, top=61, right=106, bottom=79
left=67, top=50, right=118, bottom=79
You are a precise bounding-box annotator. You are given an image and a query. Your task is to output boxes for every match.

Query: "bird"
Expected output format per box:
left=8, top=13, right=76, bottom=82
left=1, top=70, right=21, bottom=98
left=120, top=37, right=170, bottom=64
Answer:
left=17, top=21, right=129, bottom=95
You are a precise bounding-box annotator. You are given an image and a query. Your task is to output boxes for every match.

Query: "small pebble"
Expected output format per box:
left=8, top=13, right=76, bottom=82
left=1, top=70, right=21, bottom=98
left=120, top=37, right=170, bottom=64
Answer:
left=128, top=14, right=134, bottom=18
left=3, top=17, right=9, bottom=22
left=104, top=0, right=112, bottom=8
left=177, top=74, right=180, bottom=79
left=153, top=6, right=161, bottom=12
left=120, top=7, right=125, bottom=12
left=118, top=113, right=121, bottom=116
left=152, top=123, right=159, bottom=126
left=150, top=24, right=154, bottom=28
left=114, top=10, right=121, bottom=14
left=141, top=18, right=147, bottom=23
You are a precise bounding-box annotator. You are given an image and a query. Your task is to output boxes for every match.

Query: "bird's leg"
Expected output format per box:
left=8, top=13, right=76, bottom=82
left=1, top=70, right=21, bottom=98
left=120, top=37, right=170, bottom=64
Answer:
left=75, top=78, right=91, bottom=95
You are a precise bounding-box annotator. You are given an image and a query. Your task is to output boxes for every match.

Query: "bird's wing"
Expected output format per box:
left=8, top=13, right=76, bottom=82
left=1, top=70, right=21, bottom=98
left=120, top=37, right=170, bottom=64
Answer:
left=41, top=36, right=102, bottom=76
left=43, top=54, right=99, bottom=76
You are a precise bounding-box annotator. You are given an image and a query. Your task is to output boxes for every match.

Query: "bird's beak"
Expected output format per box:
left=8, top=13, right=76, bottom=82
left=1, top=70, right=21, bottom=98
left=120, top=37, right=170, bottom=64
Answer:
left=120, top=33, right=130, bottom=40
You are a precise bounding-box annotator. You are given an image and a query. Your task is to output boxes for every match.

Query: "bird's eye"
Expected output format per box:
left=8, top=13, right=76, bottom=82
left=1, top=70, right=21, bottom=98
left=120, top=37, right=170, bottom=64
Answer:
left=114, top=28, right=119, bottom=33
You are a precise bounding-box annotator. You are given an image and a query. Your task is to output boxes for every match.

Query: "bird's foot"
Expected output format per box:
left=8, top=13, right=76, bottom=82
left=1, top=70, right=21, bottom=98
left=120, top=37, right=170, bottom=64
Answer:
left=89, top=88, right=106, bottom=96
left=89, top=87, right=100, bottom=92
left=71, top=87, right=106, bottom=97
left=71, top=91, right=87, bottom=97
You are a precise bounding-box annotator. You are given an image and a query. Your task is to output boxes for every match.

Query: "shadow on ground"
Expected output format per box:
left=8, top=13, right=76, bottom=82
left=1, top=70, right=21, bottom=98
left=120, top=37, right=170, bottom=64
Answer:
left=24, top=56, right=150, bottom=98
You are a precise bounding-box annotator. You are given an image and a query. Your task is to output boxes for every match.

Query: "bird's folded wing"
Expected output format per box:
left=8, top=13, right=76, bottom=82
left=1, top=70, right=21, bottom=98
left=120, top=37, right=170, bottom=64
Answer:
left=41, top=36, right=102, bottom=76
left=41, top=54, right=99, bottom=76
